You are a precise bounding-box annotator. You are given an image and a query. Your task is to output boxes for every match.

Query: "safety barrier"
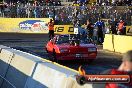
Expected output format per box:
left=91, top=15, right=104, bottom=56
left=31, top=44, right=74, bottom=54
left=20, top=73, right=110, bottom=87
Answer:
left=0, top=47, right=14, bottom=87
left=103, top=34, right=115, bottom=52
left=103, top=34, right=132, bottom=53
left=126, top=26, right=132, bottom=35
left=0, top=45, right=92, bottom=88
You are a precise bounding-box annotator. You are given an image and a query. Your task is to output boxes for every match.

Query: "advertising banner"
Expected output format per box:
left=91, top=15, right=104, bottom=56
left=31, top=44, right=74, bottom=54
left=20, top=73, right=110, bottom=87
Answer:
left=54, top=25, right=74, bottom=34
left=0, top=18, right=50, bottom=33
left=0, top=18, right=74, bottom=34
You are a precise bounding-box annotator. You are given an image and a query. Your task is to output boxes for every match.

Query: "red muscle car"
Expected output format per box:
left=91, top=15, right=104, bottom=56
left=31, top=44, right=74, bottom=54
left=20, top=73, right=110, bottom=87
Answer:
left=45, top=34, right=97, bottom=62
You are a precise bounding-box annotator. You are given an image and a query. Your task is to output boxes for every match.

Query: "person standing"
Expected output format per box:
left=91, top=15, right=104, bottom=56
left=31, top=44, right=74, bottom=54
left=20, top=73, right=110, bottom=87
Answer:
left=117, top=20, right=124, bottom=35
left=48, top=19, right=54, bottom=40
left=93, top=50, right=132, bottom=88
left=86, top=19, right=94, bottom=40
left=110, top=18, right=118, bottom=34
left=94, top=18, right=104, bottom=44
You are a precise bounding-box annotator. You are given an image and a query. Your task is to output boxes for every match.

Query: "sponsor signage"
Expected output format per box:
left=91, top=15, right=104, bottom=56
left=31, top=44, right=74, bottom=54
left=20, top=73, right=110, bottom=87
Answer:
left=54, top=25, right=74, bottom=34
left=0, top=18, right=51, bottom=33
left=19, top=20, right=48, bottom=31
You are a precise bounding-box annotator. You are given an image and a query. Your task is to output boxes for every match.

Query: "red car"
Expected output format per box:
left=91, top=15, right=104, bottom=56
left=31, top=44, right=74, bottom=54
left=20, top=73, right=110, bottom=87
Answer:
left=45, top=34, right=97, bottom=62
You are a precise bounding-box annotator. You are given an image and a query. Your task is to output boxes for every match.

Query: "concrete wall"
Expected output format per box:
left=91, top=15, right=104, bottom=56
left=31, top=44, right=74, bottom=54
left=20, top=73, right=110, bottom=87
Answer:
left=0, top=46, right=14, bottom=87
left=0, top=45, right=92, bottom=88
left=103, top=34, right=114, bottom=52
left=114, top=35, right=132, bottom=53
left=103, top=34, right=132, bottom=53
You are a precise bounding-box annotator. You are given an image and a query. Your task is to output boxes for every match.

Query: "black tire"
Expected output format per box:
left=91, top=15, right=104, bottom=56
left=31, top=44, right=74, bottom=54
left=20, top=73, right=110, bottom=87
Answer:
left=52, top=49, right=58, bottom=62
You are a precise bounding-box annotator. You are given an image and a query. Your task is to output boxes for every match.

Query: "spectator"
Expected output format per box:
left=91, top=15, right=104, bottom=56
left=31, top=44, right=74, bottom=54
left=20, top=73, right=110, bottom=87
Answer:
left=60, top=10, right=65, bottom=24
left=0, top=3, right=5, bottom=17
left=96, top=0, right=102, bottom=6
left=112, top=0, right=117, bottom=6
left=47, top=9, right=54, bottom=18
left=110, top=18, right=118, bottom=34
left=75, top=20, right=81, bottom=27
left=125, top=0, right=131, bottom=6
left=117, top=0, right=123, bottom=6
left=93, top=50, right=132, bottom=88
left=94, top=18, right=104, bottom=44
left=57, top=0, right=62, bottom=6
left=117, top=20, right=125, bottom=35
left=48, top=19, right=54, bottom=40
left=77, top=12, right=83, bottom=23
left=86, top=19, right=94, bottom=40
left=54, top=14, right=60, bottom=25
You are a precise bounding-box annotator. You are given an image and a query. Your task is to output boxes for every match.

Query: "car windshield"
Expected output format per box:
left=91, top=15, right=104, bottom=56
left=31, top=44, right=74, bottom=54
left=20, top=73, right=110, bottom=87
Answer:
left=56, top=35, right=90, bottom=44
left=56, top=35, right=69, bottom=44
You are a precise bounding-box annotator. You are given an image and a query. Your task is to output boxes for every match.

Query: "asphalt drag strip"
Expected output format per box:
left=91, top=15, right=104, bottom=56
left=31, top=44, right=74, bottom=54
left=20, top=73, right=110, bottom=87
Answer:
left=0, top=33, right=122, bottom=74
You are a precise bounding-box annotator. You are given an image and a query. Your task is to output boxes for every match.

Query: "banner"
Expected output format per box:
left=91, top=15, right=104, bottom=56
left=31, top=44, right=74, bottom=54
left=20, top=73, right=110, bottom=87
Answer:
left=54, top=25, right=74, bottom=34
left=0, top=18, right=74, bottom=34
left=0, top=18, right=50, bottom=33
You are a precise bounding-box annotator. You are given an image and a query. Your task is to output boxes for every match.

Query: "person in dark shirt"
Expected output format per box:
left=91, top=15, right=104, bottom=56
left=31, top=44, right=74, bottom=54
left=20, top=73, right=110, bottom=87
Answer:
left=86, top=19, right=94, bottom=40
left=94, top=18, right=104, bottom=44
left=110, top=18, right=118, bottom=34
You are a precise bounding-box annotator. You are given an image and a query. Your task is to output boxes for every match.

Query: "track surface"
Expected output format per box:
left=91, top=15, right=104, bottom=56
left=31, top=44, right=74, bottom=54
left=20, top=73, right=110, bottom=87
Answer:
left=0, top=33, right=122, bottom=74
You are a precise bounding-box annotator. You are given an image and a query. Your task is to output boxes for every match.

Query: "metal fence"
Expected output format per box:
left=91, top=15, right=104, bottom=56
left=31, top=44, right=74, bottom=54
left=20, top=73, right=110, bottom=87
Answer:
left=0, top=6, right=131, bottom=25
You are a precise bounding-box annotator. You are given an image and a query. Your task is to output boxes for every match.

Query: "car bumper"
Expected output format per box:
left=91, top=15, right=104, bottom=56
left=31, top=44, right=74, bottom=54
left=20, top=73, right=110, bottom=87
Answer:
left=56, top=52, right=97, bottom=60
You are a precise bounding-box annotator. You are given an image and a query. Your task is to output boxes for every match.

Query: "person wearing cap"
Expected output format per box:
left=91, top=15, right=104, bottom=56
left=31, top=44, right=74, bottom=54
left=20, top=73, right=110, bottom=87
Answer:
left=48, top=19, right=54, bottom=40
left=92, top=50, right=132, bottom=88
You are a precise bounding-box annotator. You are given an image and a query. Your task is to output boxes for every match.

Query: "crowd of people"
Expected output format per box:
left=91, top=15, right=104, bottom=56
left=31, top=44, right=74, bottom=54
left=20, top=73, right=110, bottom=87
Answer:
left=1, top=4, right=131, bottom=24
left=0, top=0, right=62, bottom=18
left=72, top=0, right=132, bottom=6
left=84, top=18, right=129, bottom=44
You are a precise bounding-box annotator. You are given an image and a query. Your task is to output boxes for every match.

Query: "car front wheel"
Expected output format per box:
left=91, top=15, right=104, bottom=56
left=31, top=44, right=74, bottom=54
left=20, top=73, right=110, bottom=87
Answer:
left=52, top=49, right=58, bottom=62
left=45, top=48, right=48, bottom=53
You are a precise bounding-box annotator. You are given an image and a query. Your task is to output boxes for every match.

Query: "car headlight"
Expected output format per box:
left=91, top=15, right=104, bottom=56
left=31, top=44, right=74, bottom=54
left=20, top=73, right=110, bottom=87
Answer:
left=60, top=49, right=68, bottom=53
left=88, top=48, right=96, bottom=52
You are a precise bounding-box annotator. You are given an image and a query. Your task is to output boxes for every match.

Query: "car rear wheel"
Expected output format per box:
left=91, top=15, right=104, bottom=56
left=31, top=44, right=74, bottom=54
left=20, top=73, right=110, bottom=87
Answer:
left=52, top=49, right=58, bottom=62
left=45, top=48, right=48, bottom=53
